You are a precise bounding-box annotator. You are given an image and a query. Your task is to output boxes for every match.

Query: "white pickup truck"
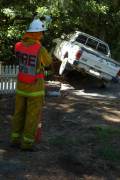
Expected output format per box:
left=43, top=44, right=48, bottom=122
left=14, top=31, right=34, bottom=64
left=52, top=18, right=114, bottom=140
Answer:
left=52, top=31, right=120, bottom=83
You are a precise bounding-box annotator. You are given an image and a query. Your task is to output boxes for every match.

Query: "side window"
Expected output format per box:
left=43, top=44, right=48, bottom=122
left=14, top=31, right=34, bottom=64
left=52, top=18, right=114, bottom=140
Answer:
left=97, top=43, right=108, bottom=55
left=86, top=38, right=98, bottom=50
left=75, top=34, right=87, bottom=45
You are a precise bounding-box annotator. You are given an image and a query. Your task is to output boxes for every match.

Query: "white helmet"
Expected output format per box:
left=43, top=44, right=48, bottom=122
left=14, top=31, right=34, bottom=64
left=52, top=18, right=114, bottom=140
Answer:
left=26, top=19, right=47, bottom=32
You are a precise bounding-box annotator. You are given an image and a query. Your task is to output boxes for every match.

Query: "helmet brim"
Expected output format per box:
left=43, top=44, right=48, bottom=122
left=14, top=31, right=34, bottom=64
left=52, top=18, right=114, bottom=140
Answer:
left=26, top=29, right=47, bottom=32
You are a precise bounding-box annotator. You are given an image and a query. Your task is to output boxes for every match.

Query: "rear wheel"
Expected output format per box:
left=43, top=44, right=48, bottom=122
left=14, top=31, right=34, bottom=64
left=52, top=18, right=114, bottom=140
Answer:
left=98, top=80, right=110, bottom=88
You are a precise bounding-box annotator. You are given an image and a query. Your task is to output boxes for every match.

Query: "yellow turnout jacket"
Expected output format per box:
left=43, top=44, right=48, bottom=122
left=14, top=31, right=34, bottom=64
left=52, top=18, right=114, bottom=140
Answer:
left=16, top=38, right=52, bottom=97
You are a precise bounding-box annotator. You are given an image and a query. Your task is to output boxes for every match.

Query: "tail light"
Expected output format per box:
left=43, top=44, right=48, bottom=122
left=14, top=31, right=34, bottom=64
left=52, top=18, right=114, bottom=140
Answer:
left=75, top=50, right=82, bottom=60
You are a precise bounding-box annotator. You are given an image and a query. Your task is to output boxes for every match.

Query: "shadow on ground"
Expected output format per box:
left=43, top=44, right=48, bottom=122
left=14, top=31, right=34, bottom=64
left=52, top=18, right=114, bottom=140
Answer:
left=0, top=72, right=120, bottom=179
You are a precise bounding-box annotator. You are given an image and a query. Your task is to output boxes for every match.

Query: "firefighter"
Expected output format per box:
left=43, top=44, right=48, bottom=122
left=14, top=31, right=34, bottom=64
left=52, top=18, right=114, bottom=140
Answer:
left=11, top=19, right=52, bottom=151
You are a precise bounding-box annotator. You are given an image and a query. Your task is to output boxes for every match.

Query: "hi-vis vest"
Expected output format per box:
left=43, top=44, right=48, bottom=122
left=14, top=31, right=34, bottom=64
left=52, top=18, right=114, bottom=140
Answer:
left=15, top=42, right=44, bottom=84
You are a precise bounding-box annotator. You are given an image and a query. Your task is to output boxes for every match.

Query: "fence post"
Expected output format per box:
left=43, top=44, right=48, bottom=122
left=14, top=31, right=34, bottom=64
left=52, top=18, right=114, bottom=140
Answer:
left=0, top=64, right=18, bottom=94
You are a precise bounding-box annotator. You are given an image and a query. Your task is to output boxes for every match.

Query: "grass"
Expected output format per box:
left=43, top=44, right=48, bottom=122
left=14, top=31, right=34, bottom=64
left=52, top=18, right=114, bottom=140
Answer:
left=97, top=145, right=120, bottom=161
left=95, top=126, right=120, bottom=161
left=95, top=126, right=120, bottom=140
left=48, top=126, right=120, bottom=162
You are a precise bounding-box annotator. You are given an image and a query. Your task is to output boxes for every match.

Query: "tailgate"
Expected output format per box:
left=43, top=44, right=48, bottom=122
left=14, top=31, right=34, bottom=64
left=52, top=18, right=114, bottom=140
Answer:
left=79, top=48, right=120, bottom=77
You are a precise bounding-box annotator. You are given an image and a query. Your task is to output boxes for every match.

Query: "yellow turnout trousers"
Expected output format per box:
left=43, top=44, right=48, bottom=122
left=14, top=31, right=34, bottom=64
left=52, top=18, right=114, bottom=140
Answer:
left=11, top=94, right=43, bottom=149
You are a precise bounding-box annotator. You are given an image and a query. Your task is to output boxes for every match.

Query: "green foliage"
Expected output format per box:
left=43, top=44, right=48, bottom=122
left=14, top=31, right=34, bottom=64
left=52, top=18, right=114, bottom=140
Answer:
left=0, top=0, right=120, bottom=62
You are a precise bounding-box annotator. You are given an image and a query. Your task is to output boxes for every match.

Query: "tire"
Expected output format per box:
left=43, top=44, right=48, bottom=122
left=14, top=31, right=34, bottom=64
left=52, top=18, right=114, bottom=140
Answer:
left=99, top=80, right=110, bottom=89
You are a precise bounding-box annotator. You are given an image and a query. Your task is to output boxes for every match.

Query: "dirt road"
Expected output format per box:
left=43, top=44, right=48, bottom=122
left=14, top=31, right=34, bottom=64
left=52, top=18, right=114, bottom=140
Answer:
left=0, top=74, right=120, bottom=180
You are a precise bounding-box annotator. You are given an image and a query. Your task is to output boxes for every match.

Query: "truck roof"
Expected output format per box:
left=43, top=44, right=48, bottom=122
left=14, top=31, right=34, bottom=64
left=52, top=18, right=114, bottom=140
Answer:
left=75, top=31, right=109, bottom=47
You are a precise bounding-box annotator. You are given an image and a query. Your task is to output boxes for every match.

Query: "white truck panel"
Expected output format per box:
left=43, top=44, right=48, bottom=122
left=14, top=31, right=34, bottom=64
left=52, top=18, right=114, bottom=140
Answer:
left=79, top=51, right=119, bottom=77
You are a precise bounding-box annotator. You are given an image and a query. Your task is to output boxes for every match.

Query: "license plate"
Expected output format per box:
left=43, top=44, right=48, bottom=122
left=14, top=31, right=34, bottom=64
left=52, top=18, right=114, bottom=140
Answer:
left=89, top=69, right=100, bottom=77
